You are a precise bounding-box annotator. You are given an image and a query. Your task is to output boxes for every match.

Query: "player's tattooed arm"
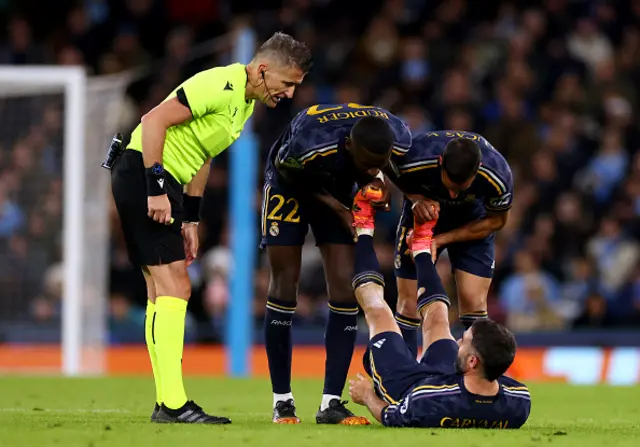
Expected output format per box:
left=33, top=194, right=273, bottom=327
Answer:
left=435, top=210, right=509, bottom=247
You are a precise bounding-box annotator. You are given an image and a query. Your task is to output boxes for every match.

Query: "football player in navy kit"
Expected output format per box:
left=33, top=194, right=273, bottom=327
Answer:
left=261, top=104, right=412, bottom=424
left=385, top=131, right=513, bottom=359
left=346, top=187, right=529, bottom=429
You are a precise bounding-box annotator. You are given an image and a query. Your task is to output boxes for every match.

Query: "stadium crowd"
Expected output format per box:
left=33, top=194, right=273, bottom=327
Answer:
left=1, top=0, right=640, bottom=342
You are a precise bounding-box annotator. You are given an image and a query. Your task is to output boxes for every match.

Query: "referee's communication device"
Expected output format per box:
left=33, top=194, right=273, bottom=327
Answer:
left=101, top=133, right=124, bottom=170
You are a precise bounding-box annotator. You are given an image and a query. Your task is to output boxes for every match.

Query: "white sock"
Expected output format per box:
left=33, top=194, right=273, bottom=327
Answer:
left=413, top=248, right=431, bottom=257
left=274, top=392, right=294, bottom=408
left=321, top=394, right=342, bottom=411
left=356, top=228, right=374, bottom=237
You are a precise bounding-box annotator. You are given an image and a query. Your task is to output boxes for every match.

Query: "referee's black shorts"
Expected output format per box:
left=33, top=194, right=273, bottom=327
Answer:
left=111, top=150, right=185, bottom=267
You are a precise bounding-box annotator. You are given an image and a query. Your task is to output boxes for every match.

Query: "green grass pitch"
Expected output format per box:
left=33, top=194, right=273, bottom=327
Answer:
left=0, top=377, right=638, bottom=447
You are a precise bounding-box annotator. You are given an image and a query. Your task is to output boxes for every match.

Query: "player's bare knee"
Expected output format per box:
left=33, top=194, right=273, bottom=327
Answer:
left=268, top=267, right=299, bottom=303
left=459, top=292, right=487, bottom=313
left=363, top=304, right=398, bottom=335
left=421, top=302, right=450, bottom=330
left=366, top=306, right=394, bottom=324
left=355, top=283, right=386, bottom=312
left=396, top=292, right=419, bottom=319
left=326, top=277, right=355, bottom=305
left=396, top=278, right=418, bottom=317
left=455, top=272, right=490, bottom=313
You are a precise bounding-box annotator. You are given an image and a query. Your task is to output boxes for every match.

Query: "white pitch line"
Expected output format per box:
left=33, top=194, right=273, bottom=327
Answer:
left=0, top=408, right=130, bottom=413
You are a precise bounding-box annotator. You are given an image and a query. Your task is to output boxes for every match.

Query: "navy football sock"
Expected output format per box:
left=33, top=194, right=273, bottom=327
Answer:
left=323, top=301, right=359, bottom=396
left=264, top=297, right=296, bottom=394
left=414, top=254, right=451, bottom=314
left=460, top=311, right=489, bottom=330
left=395, top=312, right=421, bottom=359
left=352, top=235, right=385, bottom=289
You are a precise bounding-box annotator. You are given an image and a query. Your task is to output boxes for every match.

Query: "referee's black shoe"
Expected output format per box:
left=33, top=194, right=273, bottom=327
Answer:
left=154, top=401, right=232, bottom=424
left=150, top=403, right=160, bottom=422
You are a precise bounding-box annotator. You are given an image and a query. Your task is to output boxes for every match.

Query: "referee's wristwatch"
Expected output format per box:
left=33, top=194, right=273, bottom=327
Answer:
left=146, top=162, right=167, bottom=196
left=151, top=163, right=164, bottom=176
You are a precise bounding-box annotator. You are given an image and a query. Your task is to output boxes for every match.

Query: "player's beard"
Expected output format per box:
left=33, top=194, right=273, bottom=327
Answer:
left=454, top=354, right=468, bottom=375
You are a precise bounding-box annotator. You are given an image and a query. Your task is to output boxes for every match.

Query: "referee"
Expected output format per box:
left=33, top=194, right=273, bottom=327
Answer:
left=111, top=32, right=311, bottom=424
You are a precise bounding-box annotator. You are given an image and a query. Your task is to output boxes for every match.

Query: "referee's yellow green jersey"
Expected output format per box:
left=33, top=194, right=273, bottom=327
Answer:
left=128, top=63, right=255, bottom=184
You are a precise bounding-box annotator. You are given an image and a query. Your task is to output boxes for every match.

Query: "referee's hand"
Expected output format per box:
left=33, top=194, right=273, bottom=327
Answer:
left=148, top=194, right=172, bottom=225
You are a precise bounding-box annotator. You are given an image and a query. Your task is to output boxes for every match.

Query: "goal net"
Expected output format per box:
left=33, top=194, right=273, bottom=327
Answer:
left=0, top=67, right=129, bottom=375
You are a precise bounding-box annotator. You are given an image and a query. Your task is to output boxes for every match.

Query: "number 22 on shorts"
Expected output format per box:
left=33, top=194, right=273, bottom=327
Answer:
left=266, top=194, right=300, bottom=223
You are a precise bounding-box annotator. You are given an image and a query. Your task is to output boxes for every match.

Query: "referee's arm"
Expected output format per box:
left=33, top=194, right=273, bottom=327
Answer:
left=141, top=97, right=193, bottom=168
left=185, top=159, right=211, bottom=199
left=183, top=158, right=211, bottom=225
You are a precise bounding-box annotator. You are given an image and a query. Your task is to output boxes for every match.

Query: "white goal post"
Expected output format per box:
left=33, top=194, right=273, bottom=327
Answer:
left=0, top=67, right=127, bottom=376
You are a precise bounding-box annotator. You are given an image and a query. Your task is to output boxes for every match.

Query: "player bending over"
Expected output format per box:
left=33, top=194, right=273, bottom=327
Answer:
left=385, top=131, right=513, bottom=359
left=111, top=32, right=311, bottom=424
left=346, top=187, right=530, bottom=428
left=261, top=103, right=411, bottom=425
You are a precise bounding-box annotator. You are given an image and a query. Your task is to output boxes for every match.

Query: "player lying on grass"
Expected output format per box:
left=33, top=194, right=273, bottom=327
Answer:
left=111, top=32, right=311, bottom=424
left=385, top=131, right=513, bottom=359
left=261, top=103, right=411, bottom=425
left=346, top=187, right=530, bottom=428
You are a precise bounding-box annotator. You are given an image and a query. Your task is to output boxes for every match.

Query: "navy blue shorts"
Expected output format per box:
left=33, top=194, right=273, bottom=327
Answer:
left=364, top=332, right=459, bottom=404
left=260, top=181, right=354, bottom=248
left=394, top=199, right=495, bottom=279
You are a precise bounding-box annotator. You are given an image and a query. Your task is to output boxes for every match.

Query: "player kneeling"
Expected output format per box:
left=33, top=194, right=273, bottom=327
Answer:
left=346, top=187, right=531, bottom=428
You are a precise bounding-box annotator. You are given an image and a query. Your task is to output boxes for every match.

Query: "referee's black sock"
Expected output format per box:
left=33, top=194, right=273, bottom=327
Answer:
left=414, top=254, right=450, bottom=315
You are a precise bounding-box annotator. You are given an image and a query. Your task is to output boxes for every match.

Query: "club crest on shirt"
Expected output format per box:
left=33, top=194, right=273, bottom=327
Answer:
left=269, top=222, right=280, bottom=236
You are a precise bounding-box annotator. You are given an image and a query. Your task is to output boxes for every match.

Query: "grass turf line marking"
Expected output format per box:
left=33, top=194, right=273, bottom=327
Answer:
left=0, top=408, right=130, bottom=413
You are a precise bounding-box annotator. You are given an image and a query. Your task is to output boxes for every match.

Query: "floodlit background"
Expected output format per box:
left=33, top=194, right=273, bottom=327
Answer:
left=0, top=0, right=639, bottom=383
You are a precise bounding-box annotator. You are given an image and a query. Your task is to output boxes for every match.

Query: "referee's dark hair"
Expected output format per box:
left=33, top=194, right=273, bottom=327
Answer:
left=471, top=319, right=517, bottom=382
left=351, top=116, right=394, bottom=157
left=256, top=32, right=313, bottom=73
left=442, top=138, right=482, bottom=184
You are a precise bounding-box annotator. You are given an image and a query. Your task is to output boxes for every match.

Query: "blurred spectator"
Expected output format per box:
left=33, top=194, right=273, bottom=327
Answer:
left=572, top=293, right=618, bottom=328
left=567, top=18, right=613, bottom=74
left=0, top=184, right=24, bottom=238
left=499, top=250, right=563, bottom=332
left=587, top=217, right=639, bottom=299
left=577, top=129, right=628, bottom=205
left=0, top=16, right=48, bottom=64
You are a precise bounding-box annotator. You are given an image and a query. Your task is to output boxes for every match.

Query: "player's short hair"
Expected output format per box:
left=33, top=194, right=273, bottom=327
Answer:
left=471, top=319, right=517, bottom=382
left=442, top=138, right=481, bottom=184
left=351, top=116, right=395, bottom=156
left=255, top=32, right=312, bottom=73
